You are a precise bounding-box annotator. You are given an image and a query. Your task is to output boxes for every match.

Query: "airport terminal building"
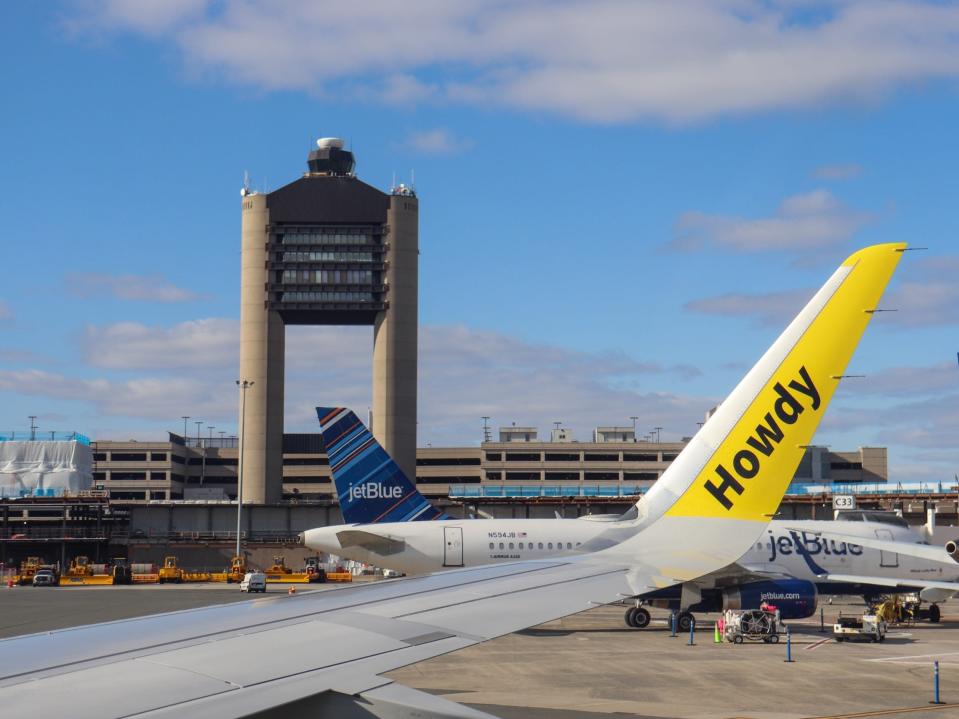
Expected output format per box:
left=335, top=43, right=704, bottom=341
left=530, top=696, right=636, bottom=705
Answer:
left=91, top=425, right=888, bottom=503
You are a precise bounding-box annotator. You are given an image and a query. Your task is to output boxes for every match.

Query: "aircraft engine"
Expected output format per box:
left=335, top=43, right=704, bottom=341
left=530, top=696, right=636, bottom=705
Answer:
left=945, top=539, right=959, bottom=560
left=722, top=579, right=818, bottom=619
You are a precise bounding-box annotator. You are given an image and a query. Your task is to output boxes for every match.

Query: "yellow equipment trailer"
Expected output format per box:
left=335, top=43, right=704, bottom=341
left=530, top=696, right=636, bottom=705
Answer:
left=59, top=556, right=113, bottom=586
left=263, top=555, right=320, bottom=584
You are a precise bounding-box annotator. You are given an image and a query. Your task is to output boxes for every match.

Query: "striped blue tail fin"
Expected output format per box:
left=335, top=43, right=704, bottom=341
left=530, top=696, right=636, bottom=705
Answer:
left=316, top=407, right=448, bottom=523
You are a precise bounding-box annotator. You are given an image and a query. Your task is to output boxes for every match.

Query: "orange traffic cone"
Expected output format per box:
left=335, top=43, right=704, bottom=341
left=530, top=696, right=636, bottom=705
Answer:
left=288, top=586, right=296, bottom=596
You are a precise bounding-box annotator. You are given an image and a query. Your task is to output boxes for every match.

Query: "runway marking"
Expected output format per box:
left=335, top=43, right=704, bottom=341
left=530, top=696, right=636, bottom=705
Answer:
left=806, top=637, right=832, bottom=651
left=800, top=702, right=956, bottom=718
left=869, top=651, right=959, bottom=663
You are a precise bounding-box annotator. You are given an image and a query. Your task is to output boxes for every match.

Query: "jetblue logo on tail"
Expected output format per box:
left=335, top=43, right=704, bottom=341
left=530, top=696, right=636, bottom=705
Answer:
left=317, top=406, right=449, bottom=523
left=349, top=483, right=404, bottom=502
left=705, top=366, right=820, bottom=510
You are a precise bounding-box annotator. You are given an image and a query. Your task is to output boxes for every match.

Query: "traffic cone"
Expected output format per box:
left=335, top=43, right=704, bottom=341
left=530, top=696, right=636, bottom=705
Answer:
left=288, top=586, right=296, bottom=596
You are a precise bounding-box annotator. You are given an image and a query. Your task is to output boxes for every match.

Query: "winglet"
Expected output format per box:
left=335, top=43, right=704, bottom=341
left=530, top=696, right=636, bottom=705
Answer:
left=317, top=407, right=448, bottom=523
left=646, top=243, right=906, bottom=523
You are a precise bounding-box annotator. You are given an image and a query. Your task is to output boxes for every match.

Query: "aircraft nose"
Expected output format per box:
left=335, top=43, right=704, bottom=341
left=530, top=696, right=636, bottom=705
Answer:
left=302, top=527, right=338, bottom=552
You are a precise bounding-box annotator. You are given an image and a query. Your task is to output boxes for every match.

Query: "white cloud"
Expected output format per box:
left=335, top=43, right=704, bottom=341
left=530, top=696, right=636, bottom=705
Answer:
left=81, top=318, right=238, bottom=369
left=67, top=272, right=203, bottom=303
left=882, top=256, right=959, bottom=327
left=838, top=361, right=959, bottom=398
left=406, top=129, right=473, bottom=155
left=684, top=255, right=959, bottom=329
left=684, top=288, right=812, bottom=327
left=672, top=189, right=871, bottom=252
left=68, top=1, right=959, bottom=123
left=10, top=319, right=714, bottom=442
left=812, top=163, right=863, bottom=181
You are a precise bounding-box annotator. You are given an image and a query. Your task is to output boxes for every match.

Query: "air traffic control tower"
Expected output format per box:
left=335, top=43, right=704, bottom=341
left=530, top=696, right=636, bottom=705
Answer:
left=239, top=138, right=418, bottom=503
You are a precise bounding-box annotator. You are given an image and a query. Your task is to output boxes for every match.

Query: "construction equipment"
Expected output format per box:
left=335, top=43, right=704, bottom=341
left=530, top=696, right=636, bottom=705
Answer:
left=157, top=556, right=212, bottom=583
left=14, top=557, right=43, bottom=586
left=59, top=556, right=113, bottom=586
left=157, top=556, right=184, bottom=584
left=111, top=558, right=132, bottom=585
left=264, top=555, right=325, bottom=584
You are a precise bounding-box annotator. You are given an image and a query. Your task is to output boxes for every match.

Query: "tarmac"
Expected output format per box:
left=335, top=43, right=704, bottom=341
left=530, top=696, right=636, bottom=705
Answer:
left=3, top=585, right=959, bottom=719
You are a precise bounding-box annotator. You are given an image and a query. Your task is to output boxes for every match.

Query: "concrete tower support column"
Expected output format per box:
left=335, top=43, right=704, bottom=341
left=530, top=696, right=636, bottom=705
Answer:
left=373, top=196, right=419, bottom=483
left=239, top=194, right=285, bottom=504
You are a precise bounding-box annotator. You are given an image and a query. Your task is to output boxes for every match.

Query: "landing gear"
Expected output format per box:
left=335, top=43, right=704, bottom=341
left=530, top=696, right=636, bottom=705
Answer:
left=929, top=604, right=941, bottom=624
left=625, top=607, right=651, bottom=629
left=677, top=611, right=695, bottom=633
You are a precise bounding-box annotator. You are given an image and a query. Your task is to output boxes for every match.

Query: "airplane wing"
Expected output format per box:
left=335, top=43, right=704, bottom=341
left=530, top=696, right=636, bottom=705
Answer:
left=783, top=527, right=955, bottom=565
left=0, top=557, right=662, bottom=719
left=820, top=573, right=959, bottom=594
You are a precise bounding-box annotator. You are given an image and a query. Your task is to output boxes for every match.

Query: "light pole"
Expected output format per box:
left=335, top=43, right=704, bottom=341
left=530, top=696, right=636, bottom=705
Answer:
left=28, top=416, right=37, bottom=441
left=654, top=426, right=663, bottom=444
left=235, top=380, right=254, bottom=560
left=208, top=425, right=215, bottom=441
left=181, top=416, right=190, bottom=439
left=194, top=421, right=203, bottom=446
left=630, top=416, right=638, bottom=442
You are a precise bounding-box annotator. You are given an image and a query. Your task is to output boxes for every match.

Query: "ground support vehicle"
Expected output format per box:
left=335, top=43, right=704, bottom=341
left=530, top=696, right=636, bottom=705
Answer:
left=59, top=556, right=113, bottom=586
left=264, top=556, right=325, bottom=584
left=834, top=614, right=887, bottom=643
left=239, top=572, right=267, bottom=593
left=14, top=557, right=43, bottom=585
left=723, top=609, right=782, bottom=644
left=211, top=556, right=247, bottom=583
left=32, top=569, right=57, bottom=587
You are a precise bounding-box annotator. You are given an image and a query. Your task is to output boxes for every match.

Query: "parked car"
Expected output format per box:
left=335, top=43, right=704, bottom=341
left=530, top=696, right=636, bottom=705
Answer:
left=239, top=572, right=266, bottom=593
left=32, top=569, right=57, bottom=587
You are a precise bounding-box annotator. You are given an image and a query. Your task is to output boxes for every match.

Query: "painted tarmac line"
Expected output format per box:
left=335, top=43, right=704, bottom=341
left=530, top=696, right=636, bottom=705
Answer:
left=806, top=637, right=832, bottom=651
left=802, top=702, right=956, bottom=718
left=869, top=651, right=959, bottom=663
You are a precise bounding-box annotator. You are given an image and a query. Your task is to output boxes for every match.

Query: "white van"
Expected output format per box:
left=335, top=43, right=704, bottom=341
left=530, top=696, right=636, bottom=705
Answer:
left=239, top=572, right=266, bottom=593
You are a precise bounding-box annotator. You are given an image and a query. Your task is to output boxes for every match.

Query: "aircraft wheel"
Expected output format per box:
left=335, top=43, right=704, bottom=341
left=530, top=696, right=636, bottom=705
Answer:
left=929, top=604, right=941, bottom=624
left=625, top=608, right=637, bottom=627
left=677, top=612, right=694, bottom=633
left=632, top=607, right=651, bottom=628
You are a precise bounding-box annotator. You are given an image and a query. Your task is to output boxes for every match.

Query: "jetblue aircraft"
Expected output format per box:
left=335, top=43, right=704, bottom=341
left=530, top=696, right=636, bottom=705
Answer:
left=310, top=403, right=959, bottom=629
left=0, top=244, right=917, bottom=718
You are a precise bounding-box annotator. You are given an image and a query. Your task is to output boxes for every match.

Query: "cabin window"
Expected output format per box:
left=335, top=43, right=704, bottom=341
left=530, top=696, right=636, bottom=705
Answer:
left=548, top=542, right=553, bottom=549
left=499, top=543, right=504, bottom=550
left=489, top=543, right=494, bottom=549
left=538, top=542, right=543, bottom=549
left=566, top=542, right=572, bottom=549
left=509, top=543, right=514, bottom=550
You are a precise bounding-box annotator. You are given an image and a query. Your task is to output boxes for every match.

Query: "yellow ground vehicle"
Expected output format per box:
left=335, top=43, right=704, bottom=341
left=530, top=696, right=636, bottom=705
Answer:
left=157, top=556, right=211, bottom=583
left=211, top=556, right=247, bottom=583
left=15, top=557, right=43, bottom=585
left=59, top=556, right=113, bottom=585
left=263, top=555, right=324, bottom=584
left=157, top=556, right=184, bottom=583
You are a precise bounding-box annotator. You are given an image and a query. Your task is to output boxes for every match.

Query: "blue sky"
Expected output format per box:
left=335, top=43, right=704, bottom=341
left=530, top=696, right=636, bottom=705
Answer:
left=0, top=2, right=957, bottom=481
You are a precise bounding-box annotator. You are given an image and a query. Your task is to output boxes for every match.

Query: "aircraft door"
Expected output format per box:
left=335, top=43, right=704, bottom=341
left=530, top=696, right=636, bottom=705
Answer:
left=443, top=527, right=464, bottom=567
left=876, top=528, right=898, bottom=568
